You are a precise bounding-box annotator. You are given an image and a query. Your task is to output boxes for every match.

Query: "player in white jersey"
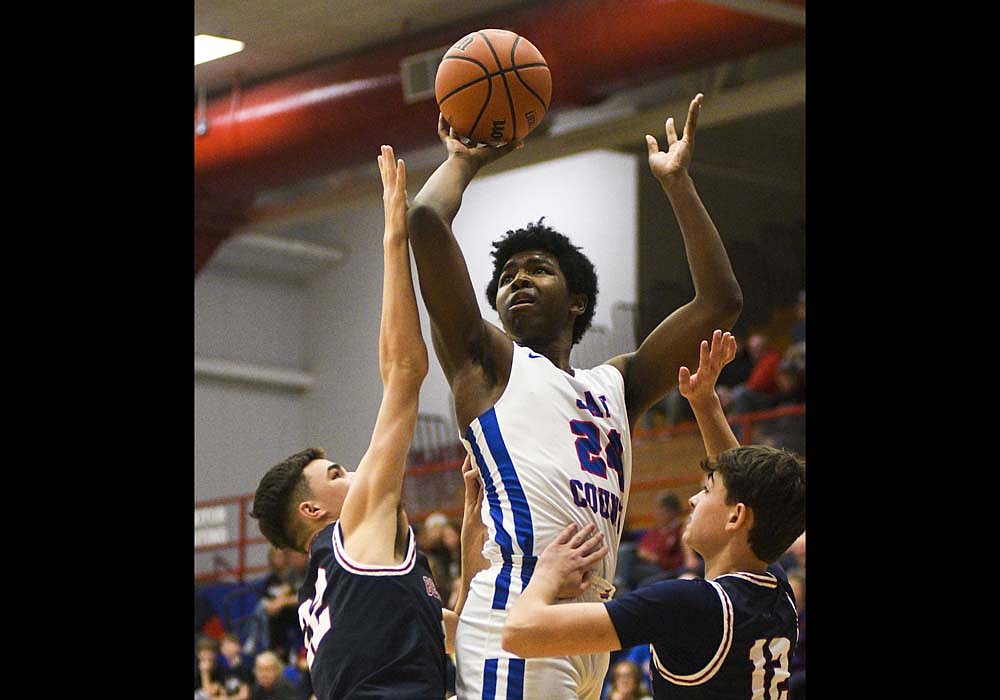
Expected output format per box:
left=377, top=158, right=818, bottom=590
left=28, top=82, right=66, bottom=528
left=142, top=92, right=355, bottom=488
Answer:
left=407, top=93, right=742, bottom=699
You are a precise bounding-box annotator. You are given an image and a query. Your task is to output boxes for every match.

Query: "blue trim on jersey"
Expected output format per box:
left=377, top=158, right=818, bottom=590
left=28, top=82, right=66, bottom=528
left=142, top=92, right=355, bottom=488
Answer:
left=492, top=560, right=513, bottom=610
left=483, top=658, right=499, bottom=700
left=466, top=427, right=516, bottom=557
left=477, top=408, right=535, bottom=556
left=507, top=658, right=525, bottom=699
left=519, top=555, right=536, bottom=591
left=466, top=431, right=515, bottom=609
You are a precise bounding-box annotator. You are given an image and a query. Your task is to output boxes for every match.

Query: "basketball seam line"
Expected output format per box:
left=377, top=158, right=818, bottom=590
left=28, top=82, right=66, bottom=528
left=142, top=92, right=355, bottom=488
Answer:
left=468, top=70, right=492, bottom=141
left=436, top=63, right=548, bottom=105
left=478, top=31, right=517, bottom=140
left=510, top=37, right=550, bottom=115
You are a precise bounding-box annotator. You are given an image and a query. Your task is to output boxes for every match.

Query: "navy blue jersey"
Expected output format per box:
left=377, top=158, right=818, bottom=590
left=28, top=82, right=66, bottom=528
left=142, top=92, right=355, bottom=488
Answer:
left=605, top=563, right=798, bottom=699
left=298, top=520, right=447, bottom=700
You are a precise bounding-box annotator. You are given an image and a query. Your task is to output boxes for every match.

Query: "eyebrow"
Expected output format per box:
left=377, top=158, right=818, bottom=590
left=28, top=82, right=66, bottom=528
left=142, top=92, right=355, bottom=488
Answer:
left=502, top=255, right=554, bottom=272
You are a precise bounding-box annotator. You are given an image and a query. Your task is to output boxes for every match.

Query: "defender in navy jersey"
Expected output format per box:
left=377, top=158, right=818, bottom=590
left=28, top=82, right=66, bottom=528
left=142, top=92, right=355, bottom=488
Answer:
left=299, top=520, right=447, bottom=698
left=502, top=331, right=806, bottom=700
left=407, top=94, right=742, bottom=699
left=250, top=147, right=489, bottom=700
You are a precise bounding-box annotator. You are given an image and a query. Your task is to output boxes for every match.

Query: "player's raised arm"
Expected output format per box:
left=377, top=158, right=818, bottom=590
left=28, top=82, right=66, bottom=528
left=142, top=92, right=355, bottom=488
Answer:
left=338, top=146, right=428, bottom=563
left=679, top=330, right=741, bottom=457
left=608, top=94, right=742, bottom=427
left=406, top=116, right=521, bottom=387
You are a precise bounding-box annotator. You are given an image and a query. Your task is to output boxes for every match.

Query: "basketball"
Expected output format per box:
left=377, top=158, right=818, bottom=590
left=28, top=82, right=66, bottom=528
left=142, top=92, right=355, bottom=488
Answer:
left=435, top=28, right=552, bottom=145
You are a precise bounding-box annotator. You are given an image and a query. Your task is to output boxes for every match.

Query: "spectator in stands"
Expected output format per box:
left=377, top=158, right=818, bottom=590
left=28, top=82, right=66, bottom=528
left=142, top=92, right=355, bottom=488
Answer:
left=195, top=582, right=222, bottom=645
left=756, top=359, right=806, bottom=453
left=728, top=332, right=784, bottom=414
left=780, top=531, right=806, bottom=573
left=418, top=511, right=455, bottom=603
left=677, top=538, right=704, bottom=579
left=249, top=651, right=306, bottom=700
left=245, top=547, right=307, bottom=663
left=195, top=635, right=226, bottom=699
left=614, top=491, right=687, bottom=593
left=790, top=290, right=806, bottom=345
left=606, top=659, right=653, bottom=700
left=276, top=550, right=308, bottom=661
left=218, top=632, right=253, bottom=699
left=243, top=548, right=285, bottom=655
left=281, top=646, right=314, bottom=700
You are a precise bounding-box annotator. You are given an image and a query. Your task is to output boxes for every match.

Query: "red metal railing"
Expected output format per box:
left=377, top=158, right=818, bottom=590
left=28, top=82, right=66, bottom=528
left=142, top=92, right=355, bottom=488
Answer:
left=195, top=404, right=804, bottom=582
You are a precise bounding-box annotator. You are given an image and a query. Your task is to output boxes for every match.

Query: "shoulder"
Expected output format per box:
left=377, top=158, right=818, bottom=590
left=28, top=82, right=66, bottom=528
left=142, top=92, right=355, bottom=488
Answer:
left=606, top=577, right=720, bottom=624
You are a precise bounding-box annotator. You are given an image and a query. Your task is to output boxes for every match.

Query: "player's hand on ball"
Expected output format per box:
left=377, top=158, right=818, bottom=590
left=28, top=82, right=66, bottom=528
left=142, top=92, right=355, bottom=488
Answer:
left=438, top=114, right=522, bottom=167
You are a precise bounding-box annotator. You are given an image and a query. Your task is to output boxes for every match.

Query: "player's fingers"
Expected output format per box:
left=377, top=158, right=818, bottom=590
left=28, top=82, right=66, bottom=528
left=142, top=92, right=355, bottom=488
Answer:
left=665, top=117, right=678, bottom=146
left=580, top=532, right=606, bottom=558
left=396, top=158, right=406, bottom=193
left=378, top=152, right=392, bottom=192
left=722, top=333, right=737, bottom=362
left=709, top=329, right=723, bottom=357
left=581, top=544, right=609, bottom=569
left=501, top=137, right=524, bottom=153
left=699, top=338, right=710, bottom=369
left=683, top=93, right=703, bottom=146
left=569, top=523, right=598, bottom=548
left=678, top=366, right=691, bottom=389
left=382, top=145, right=397, bottom=179
left=555, top=522, right=579, bottom=544
left=644, top=134, right=659, bottom=157
left=437, top=113, right=449, bottom=138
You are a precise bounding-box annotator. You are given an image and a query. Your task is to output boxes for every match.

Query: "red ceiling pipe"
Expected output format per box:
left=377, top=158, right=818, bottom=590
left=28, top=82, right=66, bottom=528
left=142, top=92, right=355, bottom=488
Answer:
left=195, top=0, right=804, bottom=273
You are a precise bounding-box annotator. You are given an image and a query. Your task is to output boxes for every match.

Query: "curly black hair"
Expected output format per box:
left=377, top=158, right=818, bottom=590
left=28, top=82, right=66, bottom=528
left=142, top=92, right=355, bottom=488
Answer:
left=484, top=218, right=598, bottom=346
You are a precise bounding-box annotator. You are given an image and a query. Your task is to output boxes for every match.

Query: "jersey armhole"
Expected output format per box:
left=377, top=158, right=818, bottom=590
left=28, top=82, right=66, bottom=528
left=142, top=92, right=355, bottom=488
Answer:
left=331, top=521, right=417, bottom=577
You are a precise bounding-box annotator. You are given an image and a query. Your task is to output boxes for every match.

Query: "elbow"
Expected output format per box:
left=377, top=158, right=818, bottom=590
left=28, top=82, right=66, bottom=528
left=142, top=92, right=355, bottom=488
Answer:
left=500, top=627, right=524, bottom=657
left=702, top=281, right=743, bottom=328
left=723, top=283, right=744, bottom=321
left=501, top=621, right=538, bottom=658
left=381, top=357, right=429, bottom=387
left=406, top=204, right=446, bottom=246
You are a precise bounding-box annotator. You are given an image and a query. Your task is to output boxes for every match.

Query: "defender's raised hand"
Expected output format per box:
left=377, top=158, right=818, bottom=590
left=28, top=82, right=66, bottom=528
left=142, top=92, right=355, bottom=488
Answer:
left=378, top=144, right=407, bottom=235
left=646, top=93, right=703, bottom=186
left=678, top=329, right=737, bottom=405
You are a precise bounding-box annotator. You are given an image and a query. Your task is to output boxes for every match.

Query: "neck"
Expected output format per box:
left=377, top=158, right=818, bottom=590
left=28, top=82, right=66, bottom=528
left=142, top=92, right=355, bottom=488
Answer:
left=701, top=546, right=768, bottom=580
left=518, top=338, right=574, bottom=372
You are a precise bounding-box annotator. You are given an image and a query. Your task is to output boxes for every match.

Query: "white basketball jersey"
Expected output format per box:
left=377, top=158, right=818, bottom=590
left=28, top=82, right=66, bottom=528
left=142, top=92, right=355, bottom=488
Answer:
left=461, top=341, right=633, bottom=597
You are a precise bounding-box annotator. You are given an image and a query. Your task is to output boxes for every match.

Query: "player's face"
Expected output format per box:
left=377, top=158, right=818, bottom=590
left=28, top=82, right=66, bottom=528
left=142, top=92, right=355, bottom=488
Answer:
left=302, top=458, right=353, bottom=520
left=495, top=250, right=578, bottom=342
left=683, top=472, right=732, bottom=557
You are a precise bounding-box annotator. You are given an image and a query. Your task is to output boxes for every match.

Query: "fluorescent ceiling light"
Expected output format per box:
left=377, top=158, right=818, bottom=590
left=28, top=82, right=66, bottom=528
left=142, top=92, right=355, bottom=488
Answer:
left=195, top=34, right=245, bottom=66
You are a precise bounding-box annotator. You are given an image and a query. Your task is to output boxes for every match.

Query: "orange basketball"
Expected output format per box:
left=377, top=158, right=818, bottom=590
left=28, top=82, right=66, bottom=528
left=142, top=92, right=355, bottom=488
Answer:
left=435, top=28, right=552, bottom=145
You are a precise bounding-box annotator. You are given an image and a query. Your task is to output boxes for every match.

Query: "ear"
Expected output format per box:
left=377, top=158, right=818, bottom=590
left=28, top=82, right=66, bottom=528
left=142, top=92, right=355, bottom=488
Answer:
left=725, top=503, right=752, bottom=533
left=298, top=500, right=328, bottom=523
left=570, top=292, right=588, bottom=318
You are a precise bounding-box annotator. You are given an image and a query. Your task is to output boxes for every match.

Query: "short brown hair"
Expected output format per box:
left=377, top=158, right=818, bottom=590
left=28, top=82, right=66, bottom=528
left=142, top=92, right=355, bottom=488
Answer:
left=250, top=447, right=325, bottom=552
left=701, top=445, right=806, bottom=563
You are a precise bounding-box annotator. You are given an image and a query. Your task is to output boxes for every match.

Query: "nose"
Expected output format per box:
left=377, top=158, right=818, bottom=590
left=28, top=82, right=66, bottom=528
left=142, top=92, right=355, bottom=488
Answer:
left=510, top=269, right=533, bottom=289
